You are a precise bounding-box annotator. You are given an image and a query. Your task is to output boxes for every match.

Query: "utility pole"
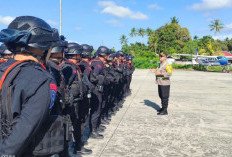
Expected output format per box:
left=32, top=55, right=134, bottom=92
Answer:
left=60, top=0, right=62, bottom=35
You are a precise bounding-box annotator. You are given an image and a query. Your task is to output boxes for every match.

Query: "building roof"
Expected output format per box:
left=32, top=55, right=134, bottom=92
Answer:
left=220, top=51, right=232, bottom=56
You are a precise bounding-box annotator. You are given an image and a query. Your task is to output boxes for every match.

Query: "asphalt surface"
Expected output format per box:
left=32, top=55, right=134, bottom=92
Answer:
left=82, top=69, right=232, bottom=157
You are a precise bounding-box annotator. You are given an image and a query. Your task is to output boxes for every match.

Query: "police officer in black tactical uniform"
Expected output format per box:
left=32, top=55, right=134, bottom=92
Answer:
left=89, top=46, right=110, bottom=139
left=0, top=16, right=63, bottom=157
left=46, top=37, right=72, bottom=157
left=114, top=51, right=124, bottom=109
left=79, top=44, right=94, bottom=132
left=102, top=51, right=117, bottom=122
left=61, top=42, right=92, bottom=155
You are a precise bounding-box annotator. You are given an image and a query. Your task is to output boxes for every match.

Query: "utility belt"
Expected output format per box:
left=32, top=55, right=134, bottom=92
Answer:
left=156, top=76, right=170, bottom=80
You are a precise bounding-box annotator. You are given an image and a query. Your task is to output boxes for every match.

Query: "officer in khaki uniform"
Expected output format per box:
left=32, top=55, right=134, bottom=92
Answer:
left=151, top=52, right=172, bottom=115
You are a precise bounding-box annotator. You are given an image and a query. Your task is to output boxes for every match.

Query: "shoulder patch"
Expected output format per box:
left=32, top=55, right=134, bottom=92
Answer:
left=49, top=83, right=57, bottom=109
left=97, top=64, right=102, bottom=69
left=166, top=64, right=172, bottom=73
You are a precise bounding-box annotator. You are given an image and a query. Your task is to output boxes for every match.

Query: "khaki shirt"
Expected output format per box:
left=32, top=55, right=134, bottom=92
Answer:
left=156, top=61, right=172, bottom=85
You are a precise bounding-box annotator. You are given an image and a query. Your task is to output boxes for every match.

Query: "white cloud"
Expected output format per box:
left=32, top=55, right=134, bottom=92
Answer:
left=75, top=27, right=82, bottom=31
left=98, top=1, right=148, bottom=20
left=106, top=19, right=123, bottom=27
left=223, top=23, right=232, bottom=32
left=46, top=20, right=58, bottom=26
left=148, top=4, right=163, bottom=10
left=0, top=15, right=14, bottom=25
left=213, top=34, right=232, bottom=40
left=190, top=0, right=232, bottom=11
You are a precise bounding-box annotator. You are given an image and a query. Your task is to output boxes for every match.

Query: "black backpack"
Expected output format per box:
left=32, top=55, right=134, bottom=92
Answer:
left=0, top=59, right=65, bottom=156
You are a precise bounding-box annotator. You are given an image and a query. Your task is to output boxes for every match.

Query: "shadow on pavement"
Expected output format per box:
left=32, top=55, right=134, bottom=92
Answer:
left=143, top=100, right=161, bottom=111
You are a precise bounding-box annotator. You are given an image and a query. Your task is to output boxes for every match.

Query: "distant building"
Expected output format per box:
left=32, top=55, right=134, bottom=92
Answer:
left=216, top=51, right=232, bottom=56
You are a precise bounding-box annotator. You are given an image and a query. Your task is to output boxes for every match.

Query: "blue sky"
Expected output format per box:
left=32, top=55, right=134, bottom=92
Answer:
left=0, top=0, right=232, bottom=50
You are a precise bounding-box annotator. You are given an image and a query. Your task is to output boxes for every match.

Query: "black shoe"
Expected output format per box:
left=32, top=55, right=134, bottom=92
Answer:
left=100, top=125, right=106, bottom=129
left=101, top=119, right=110, bottom=125
left=111, top=111, right=116, bottom=116
left=106, top=116, right=111, bottom=121
left=157, top=108, right=163, bottom=112
left=83, top=141, right=88, bottom=146
left=90, top=129, right=104, bottom=139
left=74, top=147, right=92, bottom=155
left=157, top=109, right=168, bottom=115
left=97, top=127, right=105, bottom=133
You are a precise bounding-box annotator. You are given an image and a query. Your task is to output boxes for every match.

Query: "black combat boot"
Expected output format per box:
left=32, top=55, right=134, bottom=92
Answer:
left=99, top=125, right=106, bottom=129
left=90, top=129, right=104, bottom=139
left=83, top=141, right=88, bottom=146
left=157, top=108, right=168, bottom=115
left=157, top=107, right=163, bottom=113
left=101, top=118, right=110, bottom=125
left=74, top=146, right=93, bottom=155
left=97, top=126, right=105, bottom=133
left=106, top=114, right=111, bottom=121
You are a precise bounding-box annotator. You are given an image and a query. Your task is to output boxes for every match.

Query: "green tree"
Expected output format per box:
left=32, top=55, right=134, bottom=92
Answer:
left=129, top=27, right=137, bottom=37
left=146, top=27, right=153, bottom=36
left=152, top=23, right=191, bottom=55
left=170, top=16, right=179, bottom=24
left=137, top=28, right=146, bottom=44
left=119, top=34, right=128, bottom=46
left=193, top=35, right=199, bottom=40
left=138, top=28, right=146, bottom=37
left=209, top=19, right=224, bottom=37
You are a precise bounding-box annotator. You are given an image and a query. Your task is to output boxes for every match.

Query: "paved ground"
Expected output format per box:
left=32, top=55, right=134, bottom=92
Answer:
left=85, top=69, right=232, bottom=157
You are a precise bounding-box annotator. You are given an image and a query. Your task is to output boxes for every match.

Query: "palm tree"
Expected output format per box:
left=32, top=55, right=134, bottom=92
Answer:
left=119, top=34, right=128, bottom=46
left=209, top=19, right=224, bottom=37
left=138, top=28, right=146, bottom=44
left=129, top=27, right=137, bottom=37
left=146, top=28, right=153, bottom=36
left=138, top=28, right=146, bottom=37
left=170, top=16, right=179, bottom=24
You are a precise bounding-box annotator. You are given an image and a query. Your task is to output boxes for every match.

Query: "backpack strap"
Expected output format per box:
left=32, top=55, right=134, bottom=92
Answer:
left=0, top=60, right=29, bottom=90
left=0, top=59, right=29, bottom=138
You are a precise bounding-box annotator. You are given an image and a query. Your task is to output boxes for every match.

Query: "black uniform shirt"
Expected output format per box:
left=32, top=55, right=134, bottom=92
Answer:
left=0, top=60, right=56, bottom=156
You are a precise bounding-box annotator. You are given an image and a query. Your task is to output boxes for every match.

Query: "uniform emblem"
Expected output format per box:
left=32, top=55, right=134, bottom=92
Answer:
left=49, top=83, right=57, bottom=109
left=166, top=64, right=172, bottom=73
left=97, top=64, right=102, bottom=69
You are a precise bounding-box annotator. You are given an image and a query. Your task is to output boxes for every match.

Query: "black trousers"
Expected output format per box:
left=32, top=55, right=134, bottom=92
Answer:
left=158, top=85, right=170, bottom=109
left=75, top=97, right=90, bottom=149
left=89, top=90, right=102, bottom=129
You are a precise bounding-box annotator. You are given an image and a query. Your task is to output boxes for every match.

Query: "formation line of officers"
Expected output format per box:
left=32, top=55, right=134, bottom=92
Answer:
left=0, top=16, right=134, bottom=157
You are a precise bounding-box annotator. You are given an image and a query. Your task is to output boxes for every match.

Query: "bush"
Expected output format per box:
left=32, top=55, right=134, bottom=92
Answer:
left=172, top=63, right=194, bottom=70
left=193, top=64, right=232, bottom=72
left=133, top=57, right=159, bottom=69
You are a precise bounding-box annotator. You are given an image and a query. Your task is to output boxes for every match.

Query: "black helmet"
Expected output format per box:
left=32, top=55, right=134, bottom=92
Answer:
left=51, top=36, right=68, bottom=54
left=0, top=16, right=60, bottom=52
left=128, top=54, right=133, bottom=60
left=96, top=46, right=110, bottom=57
left=81, top=44, right=93, bottom=57
left=108, top=53, right=116, bottom=61
left=65, top=42, right=82, bottom=57
left=116, top=50, right=124, bottom=57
